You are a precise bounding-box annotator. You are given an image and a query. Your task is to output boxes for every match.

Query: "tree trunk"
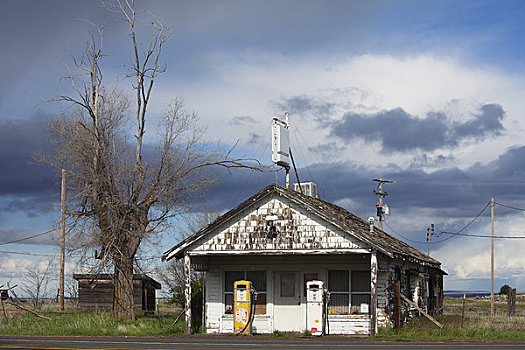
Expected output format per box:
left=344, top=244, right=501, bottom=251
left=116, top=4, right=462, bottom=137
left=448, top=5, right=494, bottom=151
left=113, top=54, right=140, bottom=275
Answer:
left=113, top=254, right=135, bottom=320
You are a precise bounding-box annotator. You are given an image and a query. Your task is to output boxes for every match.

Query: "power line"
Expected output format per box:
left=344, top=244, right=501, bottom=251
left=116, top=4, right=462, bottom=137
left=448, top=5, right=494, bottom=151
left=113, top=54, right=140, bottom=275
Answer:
left=382, top=219, right=429, bottom=244
left=0, top=229, right=55, bottom=246
left=433, top=202, right=491, bottom=243
left=495, top=201, right=525, bottom=212
left=0, top=250, right=55, bottom=257
left=440, top=231, right=525, bottom=239
left=384, top=202, right=492, bottom=245
left=289, top=118, right=355, bottom=212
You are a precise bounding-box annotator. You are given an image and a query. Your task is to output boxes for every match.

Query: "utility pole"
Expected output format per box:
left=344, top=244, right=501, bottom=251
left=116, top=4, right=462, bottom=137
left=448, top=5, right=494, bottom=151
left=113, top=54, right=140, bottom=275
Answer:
left=373, top=178, right=393, bottom=230
left=491, top=197, right=495, bottom=317
left=60, top=169, right=66, bottom=311
left=426, top=222, right=434, bottom=256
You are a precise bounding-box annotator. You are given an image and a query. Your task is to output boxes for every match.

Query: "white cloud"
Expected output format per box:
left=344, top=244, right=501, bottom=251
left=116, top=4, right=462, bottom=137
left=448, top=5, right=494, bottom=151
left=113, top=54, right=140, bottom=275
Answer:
left=433, top=215, right=525, bottom=289
left=153, top=52, right=525, bottom=173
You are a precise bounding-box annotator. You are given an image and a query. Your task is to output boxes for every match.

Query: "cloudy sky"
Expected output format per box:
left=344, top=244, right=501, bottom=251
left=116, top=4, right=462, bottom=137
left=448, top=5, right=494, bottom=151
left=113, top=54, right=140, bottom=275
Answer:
left=2, top=0, right=525, bottom=294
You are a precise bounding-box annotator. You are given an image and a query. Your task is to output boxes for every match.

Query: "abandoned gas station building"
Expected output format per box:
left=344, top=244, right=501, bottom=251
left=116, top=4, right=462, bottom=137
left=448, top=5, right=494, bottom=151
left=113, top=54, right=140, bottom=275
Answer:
left=162, top=183, right=445, bottom=335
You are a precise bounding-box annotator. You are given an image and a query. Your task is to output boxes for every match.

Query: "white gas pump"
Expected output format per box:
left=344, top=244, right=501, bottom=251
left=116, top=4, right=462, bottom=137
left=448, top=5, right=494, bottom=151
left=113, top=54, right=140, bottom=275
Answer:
left=306, top=280, right=328, bottom=336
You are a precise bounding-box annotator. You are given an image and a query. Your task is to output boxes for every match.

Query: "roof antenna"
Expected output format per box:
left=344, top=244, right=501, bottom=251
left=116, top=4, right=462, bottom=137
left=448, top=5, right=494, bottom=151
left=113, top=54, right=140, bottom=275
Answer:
left=272, top=112, right=291, bottom=188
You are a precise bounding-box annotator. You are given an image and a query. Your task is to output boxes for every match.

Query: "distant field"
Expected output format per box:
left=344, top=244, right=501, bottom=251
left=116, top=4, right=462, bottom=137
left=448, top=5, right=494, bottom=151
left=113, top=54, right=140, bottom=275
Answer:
left=2, top=297, right=525, bottom=340
left=375, top=295, right=525, bottom=341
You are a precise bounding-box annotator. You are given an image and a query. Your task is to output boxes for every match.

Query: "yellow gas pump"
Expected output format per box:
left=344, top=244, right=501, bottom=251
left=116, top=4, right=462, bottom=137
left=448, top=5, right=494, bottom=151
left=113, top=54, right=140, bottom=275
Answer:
left=233, top=280, right=254, bottom=335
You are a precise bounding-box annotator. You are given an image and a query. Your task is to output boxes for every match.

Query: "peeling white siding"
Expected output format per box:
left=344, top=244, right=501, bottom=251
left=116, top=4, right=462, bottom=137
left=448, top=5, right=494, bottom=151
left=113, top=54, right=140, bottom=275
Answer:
left=327, top=315, right=370, bottom=335
left=205, top=269, right=221, bottom=334
left=191, top=198, right=366, bottom=253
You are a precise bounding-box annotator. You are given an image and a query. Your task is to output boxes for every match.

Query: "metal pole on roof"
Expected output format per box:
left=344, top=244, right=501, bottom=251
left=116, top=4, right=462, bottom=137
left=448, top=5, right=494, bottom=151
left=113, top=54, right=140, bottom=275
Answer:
left=289, top=148, right=302, bottom=193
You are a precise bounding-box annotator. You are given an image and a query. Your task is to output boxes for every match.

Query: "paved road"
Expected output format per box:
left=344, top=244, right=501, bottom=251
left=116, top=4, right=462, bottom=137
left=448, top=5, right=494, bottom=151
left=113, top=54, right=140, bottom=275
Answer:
left=1, top=336, right=524, bottom=350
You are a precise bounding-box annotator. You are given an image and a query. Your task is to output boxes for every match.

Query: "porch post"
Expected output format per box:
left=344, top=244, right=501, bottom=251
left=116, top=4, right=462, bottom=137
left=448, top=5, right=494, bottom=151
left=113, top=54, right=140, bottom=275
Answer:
left=370, top=250, right=378, bottom=336
left=184, top=253, right=192, bottom=335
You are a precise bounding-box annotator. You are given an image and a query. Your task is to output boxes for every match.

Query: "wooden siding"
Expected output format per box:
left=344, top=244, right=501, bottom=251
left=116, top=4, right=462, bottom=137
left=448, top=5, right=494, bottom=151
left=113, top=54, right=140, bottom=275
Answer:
left=326, top=315, right=370, bottom=335
left=75, top=277, right=159, bottom=313
left=191, top=197, right=367, bottom=253
left=77, top=280, right=143, bottom=312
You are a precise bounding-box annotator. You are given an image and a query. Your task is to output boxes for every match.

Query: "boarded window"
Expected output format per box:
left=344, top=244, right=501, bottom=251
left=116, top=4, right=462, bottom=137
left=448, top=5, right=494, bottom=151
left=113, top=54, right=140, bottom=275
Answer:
left=280, top=272, right=295, bottom=297
left=224, top=270, right=267, bottom=315
left=328, top=270, right=349, bottom=314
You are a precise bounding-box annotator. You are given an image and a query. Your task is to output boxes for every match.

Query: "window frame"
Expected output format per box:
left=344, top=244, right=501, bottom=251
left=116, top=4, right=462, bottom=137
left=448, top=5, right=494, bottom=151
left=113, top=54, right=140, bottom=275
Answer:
left=327, top=269, right=372, bottom=315
left=223, top=270, right=267, bottom=315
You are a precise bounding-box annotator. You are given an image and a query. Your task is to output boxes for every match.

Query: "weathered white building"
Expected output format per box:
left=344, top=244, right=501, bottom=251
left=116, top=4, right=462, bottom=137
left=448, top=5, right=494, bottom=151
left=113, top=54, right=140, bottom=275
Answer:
left=162, top=184, right=445, bottom=335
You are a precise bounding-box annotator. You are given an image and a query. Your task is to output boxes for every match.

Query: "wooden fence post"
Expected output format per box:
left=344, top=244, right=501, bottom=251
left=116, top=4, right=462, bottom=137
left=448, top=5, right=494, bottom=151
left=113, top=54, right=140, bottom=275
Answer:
left=461, top=293, right=466, bottom=328
left=508, top=288, right=516, bottom=317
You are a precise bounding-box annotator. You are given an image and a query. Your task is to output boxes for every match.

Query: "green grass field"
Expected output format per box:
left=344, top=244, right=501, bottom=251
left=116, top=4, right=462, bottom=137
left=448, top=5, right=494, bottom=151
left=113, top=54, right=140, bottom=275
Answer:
left=0, top=301, right=185, bottom=336
left=2, top=297, right=525, bottom=340
left=374, top=296, right=525, bottom=341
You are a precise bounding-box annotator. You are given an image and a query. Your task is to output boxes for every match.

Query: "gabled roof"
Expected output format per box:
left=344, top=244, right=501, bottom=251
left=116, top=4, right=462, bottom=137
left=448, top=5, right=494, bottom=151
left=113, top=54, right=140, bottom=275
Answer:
left=162, top=183, right=442, bottom=269
left=73, top=273, right=161, bottom=289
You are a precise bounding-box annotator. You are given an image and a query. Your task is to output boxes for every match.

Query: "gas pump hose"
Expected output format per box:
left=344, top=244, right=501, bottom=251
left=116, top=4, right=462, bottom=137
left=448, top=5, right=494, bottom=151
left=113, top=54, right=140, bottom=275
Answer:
left=235, top=290, right=257, bottom=336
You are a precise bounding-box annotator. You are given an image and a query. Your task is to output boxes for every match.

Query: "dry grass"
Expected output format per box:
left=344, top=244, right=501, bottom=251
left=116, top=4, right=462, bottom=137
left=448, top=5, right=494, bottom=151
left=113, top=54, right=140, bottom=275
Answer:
left=375, top=296, right=525, bottom=341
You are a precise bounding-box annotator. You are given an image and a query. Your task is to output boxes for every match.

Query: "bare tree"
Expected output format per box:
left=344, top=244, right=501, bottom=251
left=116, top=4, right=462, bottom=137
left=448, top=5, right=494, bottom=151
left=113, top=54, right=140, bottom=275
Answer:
left=21, top=261, right=53, bottom=311
left=157, top=208, right=220, bottom=292
left=48, top=0, right=261, bottom=320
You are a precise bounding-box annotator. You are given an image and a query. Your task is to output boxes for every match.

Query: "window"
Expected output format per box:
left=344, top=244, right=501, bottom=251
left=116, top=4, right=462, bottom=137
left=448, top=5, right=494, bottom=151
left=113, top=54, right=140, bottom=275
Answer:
left=328, top=270, right=372, bottom=315
left=224, top=270, right=267, bottom=315
left=328, top=270, right=349, bottom=314
left=280, top=272, right=295, bottom=297
left=351, top=271, right=371, bottom=314
left=224, top=271, right=243, bottom=314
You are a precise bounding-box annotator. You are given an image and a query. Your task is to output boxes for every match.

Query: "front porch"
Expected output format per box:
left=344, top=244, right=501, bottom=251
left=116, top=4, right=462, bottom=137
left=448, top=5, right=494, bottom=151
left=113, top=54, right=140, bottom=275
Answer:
left=184, top=253, right=380, bottom=335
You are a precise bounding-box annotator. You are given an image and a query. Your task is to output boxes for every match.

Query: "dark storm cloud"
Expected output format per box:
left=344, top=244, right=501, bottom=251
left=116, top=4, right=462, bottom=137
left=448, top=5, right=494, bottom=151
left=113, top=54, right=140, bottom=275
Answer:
left=0, top=113, right=55, bottom=216
left=0, top=0, right=111, bottom=95
left=330, top=104, right=505, bottom=152
left=408, top=154, right=455, bottom=168
left=204, top=144, right=525, bottom=244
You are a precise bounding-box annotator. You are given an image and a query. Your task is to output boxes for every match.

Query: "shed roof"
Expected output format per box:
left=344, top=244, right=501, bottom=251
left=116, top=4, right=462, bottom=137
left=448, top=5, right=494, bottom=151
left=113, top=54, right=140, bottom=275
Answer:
left=163, top=183, right=443, bottom=270
left=72, top=273, right=161, bottom=289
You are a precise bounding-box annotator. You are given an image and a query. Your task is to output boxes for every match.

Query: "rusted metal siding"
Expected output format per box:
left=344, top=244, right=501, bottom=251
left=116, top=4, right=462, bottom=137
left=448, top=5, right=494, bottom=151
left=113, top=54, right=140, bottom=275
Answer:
left=192, top=198, right=366, bottom=253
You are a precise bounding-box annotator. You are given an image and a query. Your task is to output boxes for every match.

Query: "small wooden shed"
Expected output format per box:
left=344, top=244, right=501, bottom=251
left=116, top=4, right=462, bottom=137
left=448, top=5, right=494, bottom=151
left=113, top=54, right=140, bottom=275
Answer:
left=73, top=273, right=161, bottom=313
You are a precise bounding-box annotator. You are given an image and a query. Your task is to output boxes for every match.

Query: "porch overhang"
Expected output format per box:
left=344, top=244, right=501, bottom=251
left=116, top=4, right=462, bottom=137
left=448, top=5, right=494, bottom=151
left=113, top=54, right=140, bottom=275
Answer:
left=186, top=248, right=372, bottom=257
